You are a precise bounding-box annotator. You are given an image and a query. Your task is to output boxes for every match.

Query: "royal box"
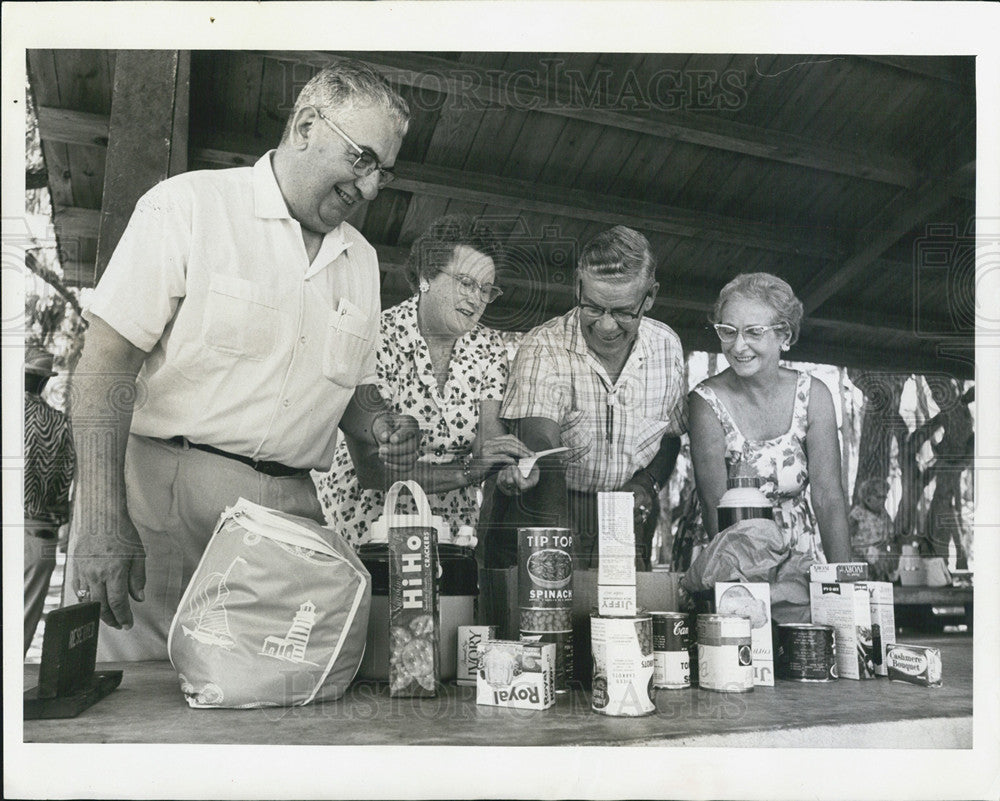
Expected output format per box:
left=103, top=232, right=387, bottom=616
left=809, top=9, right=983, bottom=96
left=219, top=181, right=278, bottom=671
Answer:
left=475, top=640, right=555, bottom=710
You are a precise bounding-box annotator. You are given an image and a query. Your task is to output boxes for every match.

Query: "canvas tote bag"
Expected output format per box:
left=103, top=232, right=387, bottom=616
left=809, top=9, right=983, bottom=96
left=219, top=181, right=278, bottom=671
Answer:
left=167, top=497, right=371, bottom=708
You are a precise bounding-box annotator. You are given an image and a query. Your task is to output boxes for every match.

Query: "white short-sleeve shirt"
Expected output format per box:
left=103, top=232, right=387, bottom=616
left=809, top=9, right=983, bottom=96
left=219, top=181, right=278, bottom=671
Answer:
left=87, top=152, right=381, bottom=471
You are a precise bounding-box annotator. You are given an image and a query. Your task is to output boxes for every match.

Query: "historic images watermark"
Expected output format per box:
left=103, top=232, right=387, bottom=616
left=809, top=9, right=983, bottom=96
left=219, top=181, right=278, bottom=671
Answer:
left=275, top=57, right=750, bottom=115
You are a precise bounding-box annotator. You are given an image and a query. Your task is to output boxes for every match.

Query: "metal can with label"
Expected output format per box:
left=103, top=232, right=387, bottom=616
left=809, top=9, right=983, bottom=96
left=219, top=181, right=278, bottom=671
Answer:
left=590, top=610, right=655, bottom=716
left=697, top=614, right=753, bottom=693
left=651, top=611, right=691, bottom=689
left=775, top=623, right=838, bottom=682
left=518, top=528, right=574, bottom=692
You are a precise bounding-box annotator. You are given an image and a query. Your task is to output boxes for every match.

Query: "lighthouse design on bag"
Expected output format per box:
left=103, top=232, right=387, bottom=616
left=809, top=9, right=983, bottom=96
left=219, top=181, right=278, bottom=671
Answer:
left=260, top=601, right=320, bottom=665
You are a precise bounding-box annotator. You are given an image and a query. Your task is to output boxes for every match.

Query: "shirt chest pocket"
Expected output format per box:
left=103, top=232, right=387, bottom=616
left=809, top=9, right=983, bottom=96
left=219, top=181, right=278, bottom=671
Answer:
left=202, top=274, right=280, bottom=361
left=323, top=298, right=373, bottom=388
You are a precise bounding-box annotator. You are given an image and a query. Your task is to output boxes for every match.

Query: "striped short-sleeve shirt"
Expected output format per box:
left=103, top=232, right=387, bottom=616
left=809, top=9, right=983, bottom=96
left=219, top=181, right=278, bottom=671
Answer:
left=500, top=308, right=687, bottom=492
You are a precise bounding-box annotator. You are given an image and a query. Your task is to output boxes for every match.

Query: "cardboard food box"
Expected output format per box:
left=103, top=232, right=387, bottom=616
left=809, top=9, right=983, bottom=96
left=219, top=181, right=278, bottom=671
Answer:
left=475, top=640, right=555, bottom=709
left=886, top=643, right=943, bottom=687
left=857, top=581, right=895, bottom=677
left=388, top=526, right=440, bottom=697
left=809, top=582, right=877, bottom=680
left=457, top=625, right=496, bottom=686
left=597, top=493, right=637, bottom=616
left=714, top=582, right=774, bottom=686
left=809, top=562, right=870, bottom=583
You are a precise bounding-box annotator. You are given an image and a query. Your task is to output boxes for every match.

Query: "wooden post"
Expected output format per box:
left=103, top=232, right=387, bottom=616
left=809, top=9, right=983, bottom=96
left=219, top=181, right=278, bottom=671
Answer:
left=94, top=51, right=190, bottom=282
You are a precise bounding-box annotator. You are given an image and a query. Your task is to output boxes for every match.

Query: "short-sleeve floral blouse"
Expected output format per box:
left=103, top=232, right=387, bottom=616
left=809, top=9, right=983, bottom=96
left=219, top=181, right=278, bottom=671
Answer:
left=313, top=295, right=509, bottom=549
left=692, top=370, right=825, bottom=562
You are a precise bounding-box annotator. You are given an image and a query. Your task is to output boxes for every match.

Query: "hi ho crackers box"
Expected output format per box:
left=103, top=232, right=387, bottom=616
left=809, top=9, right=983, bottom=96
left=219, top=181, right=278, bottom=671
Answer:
left=809, top=582, right=877, bottom=680
left=714, top=582, right=774, bottom=686
left=476, top=640, right=555, bottom=710
left=857, top=581, right=895, bottom=677
left=388, top=526, right=440, bottom=697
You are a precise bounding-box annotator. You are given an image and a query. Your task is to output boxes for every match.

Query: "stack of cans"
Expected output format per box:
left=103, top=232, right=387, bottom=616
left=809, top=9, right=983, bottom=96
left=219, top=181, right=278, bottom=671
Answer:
left=518, top=527, right=574, bottom=693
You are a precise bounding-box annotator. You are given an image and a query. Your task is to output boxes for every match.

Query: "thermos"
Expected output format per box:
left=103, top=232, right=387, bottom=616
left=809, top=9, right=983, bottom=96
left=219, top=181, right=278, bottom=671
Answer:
left=716, top=476, right=774, bottom=531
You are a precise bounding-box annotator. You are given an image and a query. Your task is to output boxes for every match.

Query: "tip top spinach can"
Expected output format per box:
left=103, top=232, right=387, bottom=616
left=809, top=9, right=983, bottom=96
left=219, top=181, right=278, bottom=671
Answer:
left=518, top=528, right=574, bottom=692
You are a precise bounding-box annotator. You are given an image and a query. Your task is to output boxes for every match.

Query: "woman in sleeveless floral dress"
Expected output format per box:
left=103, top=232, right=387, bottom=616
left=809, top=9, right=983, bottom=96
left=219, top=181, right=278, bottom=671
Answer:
left=688, top=273, right=851, bottom=564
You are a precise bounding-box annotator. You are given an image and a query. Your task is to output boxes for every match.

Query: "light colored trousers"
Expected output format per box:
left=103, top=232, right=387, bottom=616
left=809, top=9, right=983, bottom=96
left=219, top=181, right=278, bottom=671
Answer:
left=24, top=527, right=58, bottom=655
left=71, top=435, right=324, bottom=661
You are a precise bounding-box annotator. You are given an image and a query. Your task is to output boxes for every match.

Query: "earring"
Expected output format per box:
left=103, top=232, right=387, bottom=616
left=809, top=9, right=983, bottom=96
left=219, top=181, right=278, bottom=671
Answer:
left=419, top=279, right=430, bottom=293
left=781, top=343, right=790, bottom=352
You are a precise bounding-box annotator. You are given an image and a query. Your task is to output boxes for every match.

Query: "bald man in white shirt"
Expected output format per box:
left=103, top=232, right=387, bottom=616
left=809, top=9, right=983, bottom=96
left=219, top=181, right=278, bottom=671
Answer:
left=70, top=60, right=420, bottom=659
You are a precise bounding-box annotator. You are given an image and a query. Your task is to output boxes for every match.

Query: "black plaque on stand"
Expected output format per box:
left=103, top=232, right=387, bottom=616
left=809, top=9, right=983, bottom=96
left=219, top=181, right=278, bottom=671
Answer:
left=24, top=602, right=123, bottom=719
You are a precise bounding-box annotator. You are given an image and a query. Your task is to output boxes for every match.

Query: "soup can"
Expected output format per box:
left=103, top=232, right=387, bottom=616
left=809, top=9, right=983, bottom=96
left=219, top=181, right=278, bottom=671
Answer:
left=651, top=611, right=691, bottom=689
left=697, top=614, right=753, bottom=693
left=590, top=610, right=655, bottom=717
left=775, top=623, right=838, bottom=682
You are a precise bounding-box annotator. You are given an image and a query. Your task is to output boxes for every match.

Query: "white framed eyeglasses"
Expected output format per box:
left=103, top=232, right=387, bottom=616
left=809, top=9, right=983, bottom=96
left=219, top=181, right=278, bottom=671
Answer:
left=313, top=107, right=395, bottom=188
left=441, top=270, right=503, bottom=304
left=712, top=322, right=787, bottom=343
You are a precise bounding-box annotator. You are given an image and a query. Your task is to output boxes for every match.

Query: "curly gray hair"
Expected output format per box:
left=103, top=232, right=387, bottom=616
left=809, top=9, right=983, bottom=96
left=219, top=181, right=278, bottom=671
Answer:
left=710, top=272, right=804, bottom=345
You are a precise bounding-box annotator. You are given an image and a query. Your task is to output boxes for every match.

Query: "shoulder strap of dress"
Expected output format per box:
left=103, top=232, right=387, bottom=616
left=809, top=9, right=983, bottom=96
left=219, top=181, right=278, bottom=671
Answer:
left=693, top=383, right=741, bottom=443
left=792, top=370, right=812, bottom=436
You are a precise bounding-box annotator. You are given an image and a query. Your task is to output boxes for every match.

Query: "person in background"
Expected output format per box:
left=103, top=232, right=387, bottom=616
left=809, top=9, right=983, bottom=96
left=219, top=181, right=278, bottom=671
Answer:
left=688, top=272, right=851, bottom=564
left=315, top=215, right=535, bottom=547
left=849, top=477, right=897, bottom=580
left=491, top=225, right=686, bottom=569
left=23, top=346, right=75, bottom=655
left=69, top=60, right=420, bottom=660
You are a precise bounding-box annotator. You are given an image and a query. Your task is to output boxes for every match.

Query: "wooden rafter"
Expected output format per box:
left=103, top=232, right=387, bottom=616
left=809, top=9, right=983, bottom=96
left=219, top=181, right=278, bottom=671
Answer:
left=34, top=106, right=846, bottom=259
left=799, top=158, right=975, bottom=314
left=259, top=50, right=924, bottom=189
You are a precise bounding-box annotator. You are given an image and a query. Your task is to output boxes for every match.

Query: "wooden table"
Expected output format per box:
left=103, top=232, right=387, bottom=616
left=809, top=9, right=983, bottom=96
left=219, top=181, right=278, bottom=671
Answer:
left=22, top=634, right=971, bottom=748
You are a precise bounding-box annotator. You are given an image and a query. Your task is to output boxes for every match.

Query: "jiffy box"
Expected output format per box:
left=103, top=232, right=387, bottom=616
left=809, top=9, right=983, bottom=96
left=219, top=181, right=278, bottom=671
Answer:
left=857, top=581, right=895, bottom=677
left=714, top=582, right=774, bottom=687
left=476, top=640, right=555, bottom=709
left=809, top=582, right=877, bottom=679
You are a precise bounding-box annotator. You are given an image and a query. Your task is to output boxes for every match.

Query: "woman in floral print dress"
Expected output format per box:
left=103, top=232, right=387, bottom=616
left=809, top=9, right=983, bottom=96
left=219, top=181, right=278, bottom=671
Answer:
left=688, top=273, right=851, bottom=563
left=314, top=216, right=535, bottom=548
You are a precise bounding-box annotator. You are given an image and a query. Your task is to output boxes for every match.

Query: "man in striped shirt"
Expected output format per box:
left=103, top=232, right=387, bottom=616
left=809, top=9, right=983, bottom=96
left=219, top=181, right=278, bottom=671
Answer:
left=494, top=226, right=687, bottom=569
left=24, top=346, right=75, bottom=653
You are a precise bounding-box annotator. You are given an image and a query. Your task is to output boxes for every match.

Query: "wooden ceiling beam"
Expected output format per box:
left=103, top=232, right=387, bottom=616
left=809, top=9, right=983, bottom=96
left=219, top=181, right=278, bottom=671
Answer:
left=799, top=159, right=975, bottom=314
left=188, top=145, right=841, bottom=259
left=259, top=51, right=922, bottom=189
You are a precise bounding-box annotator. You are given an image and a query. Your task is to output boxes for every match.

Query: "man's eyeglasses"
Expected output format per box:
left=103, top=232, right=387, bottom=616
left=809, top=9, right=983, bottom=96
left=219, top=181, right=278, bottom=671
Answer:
left=442, top=271, right=503, bottom=304
left=313, top=107, right=395, bottom=188
left=712, top=323, right=786, bottom=343
left=578, top=292, right=651, bottom=325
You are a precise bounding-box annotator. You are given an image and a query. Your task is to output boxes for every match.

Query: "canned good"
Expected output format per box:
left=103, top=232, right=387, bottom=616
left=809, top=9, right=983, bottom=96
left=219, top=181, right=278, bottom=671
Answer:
left=775, top=623, right=837, bottom=682
left=590, top=611, right=655, bottom=716
left=518, top=528, right=574, bottom=693
left=651, top=611, right=691, bottom=689
left=519, top=629, right=573, bottom=693
left=697, top=614, right=753, bottom=693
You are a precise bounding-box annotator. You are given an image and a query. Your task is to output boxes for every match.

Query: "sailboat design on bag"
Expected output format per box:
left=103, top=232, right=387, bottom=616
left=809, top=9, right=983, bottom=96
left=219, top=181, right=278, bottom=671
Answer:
left=182, top=556, right=247, bottom=649
left=260, top=601, right=320, bottom=666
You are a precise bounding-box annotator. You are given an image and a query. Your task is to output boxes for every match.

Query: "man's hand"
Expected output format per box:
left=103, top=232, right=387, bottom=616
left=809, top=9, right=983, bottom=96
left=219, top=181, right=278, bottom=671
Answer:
left=373, top=413, right=421, bottom=474
left=496, top=462, right=540, bottom=494
left=622, top=475, right=658, bottom=526
left=71, top=511, right=146, bottom=629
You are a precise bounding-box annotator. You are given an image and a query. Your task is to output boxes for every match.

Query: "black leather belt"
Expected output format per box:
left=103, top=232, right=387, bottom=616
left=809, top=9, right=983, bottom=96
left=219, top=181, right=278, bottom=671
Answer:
left=165, top=436, right=308, bottom=478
